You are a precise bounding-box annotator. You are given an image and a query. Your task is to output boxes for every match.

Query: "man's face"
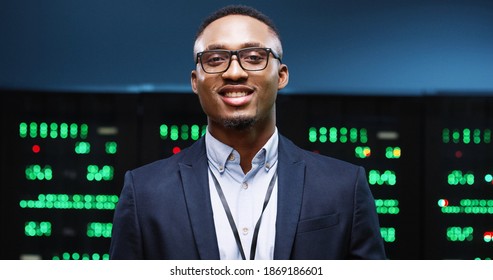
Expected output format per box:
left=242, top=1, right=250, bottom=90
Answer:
left=191, top=15, right=289, bottom=130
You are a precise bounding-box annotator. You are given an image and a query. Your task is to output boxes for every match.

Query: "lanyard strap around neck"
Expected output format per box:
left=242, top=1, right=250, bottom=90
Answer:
left=209, top=167, right=277, bottom=260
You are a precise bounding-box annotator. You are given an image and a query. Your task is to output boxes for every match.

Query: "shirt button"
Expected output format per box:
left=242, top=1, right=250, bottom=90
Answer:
left=242, top=182, right=248, bottom=190
left=265, top=162, right=271, bottom=169
left=242, top=227, right=249, bottom=235
left=228, top=154, right=235, bottom=161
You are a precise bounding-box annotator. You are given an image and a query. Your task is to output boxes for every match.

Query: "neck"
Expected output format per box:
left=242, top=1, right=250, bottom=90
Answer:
left=208, top=121, right=275, bottom=173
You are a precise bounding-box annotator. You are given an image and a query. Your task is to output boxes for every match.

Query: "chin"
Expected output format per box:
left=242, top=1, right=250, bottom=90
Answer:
left=223, top=116, right=256, bottom=130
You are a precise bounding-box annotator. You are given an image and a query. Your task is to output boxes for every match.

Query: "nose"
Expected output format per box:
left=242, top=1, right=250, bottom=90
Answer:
left=222, top=56, right=248, bottom=80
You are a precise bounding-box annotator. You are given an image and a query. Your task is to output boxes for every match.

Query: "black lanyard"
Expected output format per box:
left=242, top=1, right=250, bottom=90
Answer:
left=209, top=167, right=277, bottom=260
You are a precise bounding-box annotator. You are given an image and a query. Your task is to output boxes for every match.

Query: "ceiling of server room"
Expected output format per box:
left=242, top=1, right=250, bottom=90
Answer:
left=1, top=0, right=493, bottom=95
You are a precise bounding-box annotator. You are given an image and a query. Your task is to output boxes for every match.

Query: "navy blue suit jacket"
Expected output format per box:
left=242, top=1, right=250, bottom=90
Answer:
left=109, top=135, right=386, bottom=259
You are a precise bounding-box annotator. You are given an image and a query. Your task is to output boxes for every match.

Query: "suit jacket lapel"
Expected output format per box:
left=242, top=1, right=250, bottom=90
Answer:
left=179, top=138, right=220, bottom=259
left=274, top=136, right=306, bottom=259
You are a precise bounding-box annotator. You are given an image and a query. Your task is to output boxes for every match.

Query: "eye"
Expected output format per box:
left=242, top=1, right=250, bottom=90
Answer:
left=240, top=49, right=267, bottom=64
left=202, top=52, right=229, bottom=66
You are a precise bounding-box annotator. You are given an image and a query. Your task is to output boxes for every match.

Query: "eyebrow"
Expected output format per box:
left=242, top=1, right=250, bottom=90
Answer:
left=205, top=42, right=264, bottom=51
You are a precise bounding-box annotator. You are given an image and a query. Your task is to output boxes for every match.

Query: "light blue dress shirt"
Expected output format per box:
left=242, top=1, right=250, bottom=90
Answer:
left=205, top=128, right=279, bottom=260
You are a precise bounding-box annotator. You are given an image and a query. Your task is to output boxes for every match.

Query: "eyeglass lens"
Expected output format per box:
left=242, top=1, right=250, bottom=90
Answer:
left=200, top=48, right=269, bottom=73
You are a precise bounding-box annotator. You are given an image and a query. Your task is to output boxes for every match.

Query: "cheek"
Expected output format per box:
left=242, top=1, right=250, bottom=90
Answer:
left=195, top=79, right=220, bottom=112
left=196, top=74, right=218, bottom=93
left=259, top=72, right=280, bottom=100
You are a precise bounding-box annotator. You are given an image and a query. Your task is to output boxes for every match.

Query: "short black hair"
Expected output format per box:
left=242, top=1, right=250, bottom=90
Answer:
left=195, top=5, right=281, bottom=42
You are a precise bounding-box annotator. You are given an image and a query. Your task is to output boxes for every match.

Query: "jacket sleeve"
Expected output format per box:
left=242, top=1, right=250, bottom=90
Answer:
left=349, top=166, right=387, bottom=259
left=109, top=171, right=144, bottom=259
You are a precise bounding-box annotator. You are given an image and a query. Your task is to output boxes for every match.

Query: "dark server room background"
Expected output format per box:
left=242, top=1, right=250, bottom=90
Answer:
left=1, top=0, right=493, bottom=260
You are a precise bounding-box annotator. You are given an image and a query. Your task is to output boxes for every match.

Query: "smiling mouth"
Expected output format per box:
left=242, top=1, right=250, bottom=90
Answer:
left=223, top=91, right=251, bottom=98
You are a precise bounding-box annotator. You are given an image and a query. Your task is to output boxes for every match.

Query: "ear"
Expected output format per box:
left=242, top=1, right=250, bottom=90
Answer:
left=277, top=64, right=289, bottom=90
left=191, top=70, right=198, bottom=94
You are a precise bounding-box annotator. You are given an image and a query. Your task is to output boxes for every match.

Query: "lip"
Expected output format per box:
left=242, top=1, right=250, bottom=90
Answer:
left=218, top=85, right=254, bottom=107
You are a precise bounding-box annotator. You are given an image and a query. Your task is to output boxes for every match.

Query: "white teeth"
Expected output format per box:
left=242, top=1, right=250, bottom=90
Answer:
left=224, top=92, right=248, bottom=98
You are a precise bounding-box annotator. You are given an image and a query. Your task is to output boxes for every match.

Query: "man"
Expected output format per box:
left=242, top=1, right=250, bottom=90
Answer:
left=110, top=5, right=386, bottom=260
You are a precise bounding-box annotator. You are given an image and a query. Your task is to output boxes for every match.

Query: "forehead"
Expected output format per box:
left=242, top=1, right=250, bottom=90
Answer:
left=195, top=15, right=280, bottom=52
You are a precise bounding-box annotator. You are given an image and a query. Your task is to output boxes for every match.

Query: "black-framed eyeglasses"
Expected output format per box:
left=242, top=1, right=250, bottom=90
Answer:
left=195, top=47, right=282, bottom=74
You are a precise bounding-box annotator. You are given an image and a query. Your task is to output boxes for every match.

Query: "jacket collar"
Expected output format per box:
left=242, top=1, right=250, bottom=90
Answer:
left=179, top=138, right=220, bottom=259
left=274, top=135, right=306, bottom=259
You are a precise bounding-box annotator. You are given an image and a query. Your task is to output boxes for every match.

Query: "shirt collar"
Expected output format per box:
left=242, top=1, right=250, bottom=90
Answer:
left=205, top=128, right=279, bottom=174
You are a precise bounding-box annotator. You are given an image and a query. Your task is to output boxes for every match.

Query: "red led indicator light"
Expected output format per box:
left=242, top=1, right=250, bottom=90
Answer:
left=172, top=146, right=181, bottom=154
left=32, top=145, right=41, bottom=153
left=484, top=232, right=493, bottom=242
left=438, top=199, right=449, bottom=207
left=455, top=150, right=463, bottom=158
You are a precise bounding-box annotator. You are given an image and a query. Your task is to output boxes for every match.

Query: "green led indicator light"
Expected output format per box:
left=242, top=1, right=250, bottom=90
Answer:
left=369, top=170, right=396, bottom=186
left=25, top=165, right=53, bottom=181
left=385, top=147, right=401, bottom=159
left=40, top=122, right=48, bottom=138
left=460, top=199, right=493, bottom=207
left=53, top=252, right=109, bottom=260
left=452, top=129, right=460, bottom=144
left=350, top=128, right=358, bottom=143
left=50, top=123, right=58, bottom=139
left=25, top=221, right=52, bottom=237
left=70, top=123, right=78, bottom=138
left=319, top=127, right=328, bottom=143
left=20, top=122, right=28, bottom=138
left=380, top=227, right=396, bottom=243
left=87, top=222, right=113, bottom=238
left=340, top=127, right=348, bottom=143
left=485, top=129, right=492, bottom=144
left=308, top=127, right=317, bottom=143
left=329, top=127, right=337, bottom=143
left=446, top=227, right=473, bottom=242
left=374, top=199, right=399, bottom=214
left=443, top=128, right=492, bottom=144
left=60, top=123, right=69, bottom=138
left=442, top=128, right=450, bottom=143
left=87, top=165, right=114, bottom=181
left=439, top=199, right=493, bottom=214
left=191, top=125, right=200, bottom=140
left=170, top=125, right=179, bottom=141
left=180, top=125, right=189, bottom=140
left=307, top=127, right=369, bottom=144
left=20, top=194, right=119, bottom=210
left=160, top=123, right=207, bottom=141
left=105, top=142, right=117, bottom=154
left=21, top=122, right=89, bottom=139
left=486, top=174, right=493, bottom=184
left=80, top=124, right=88, bottom=139
left=447, top=170, right=474, bottom=185
left=75, top=142, right=91, bottom=154
left=160, top=124, right=169, bottom=139
left=355, top=146, right=371, bottom=158
left=463, top=128, right=471, bottom=144
left=473, top=129, right=481, bottom=144
left=360, top=128, right=368, bottom=143
left=29, top=122, right=38, bottom=138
